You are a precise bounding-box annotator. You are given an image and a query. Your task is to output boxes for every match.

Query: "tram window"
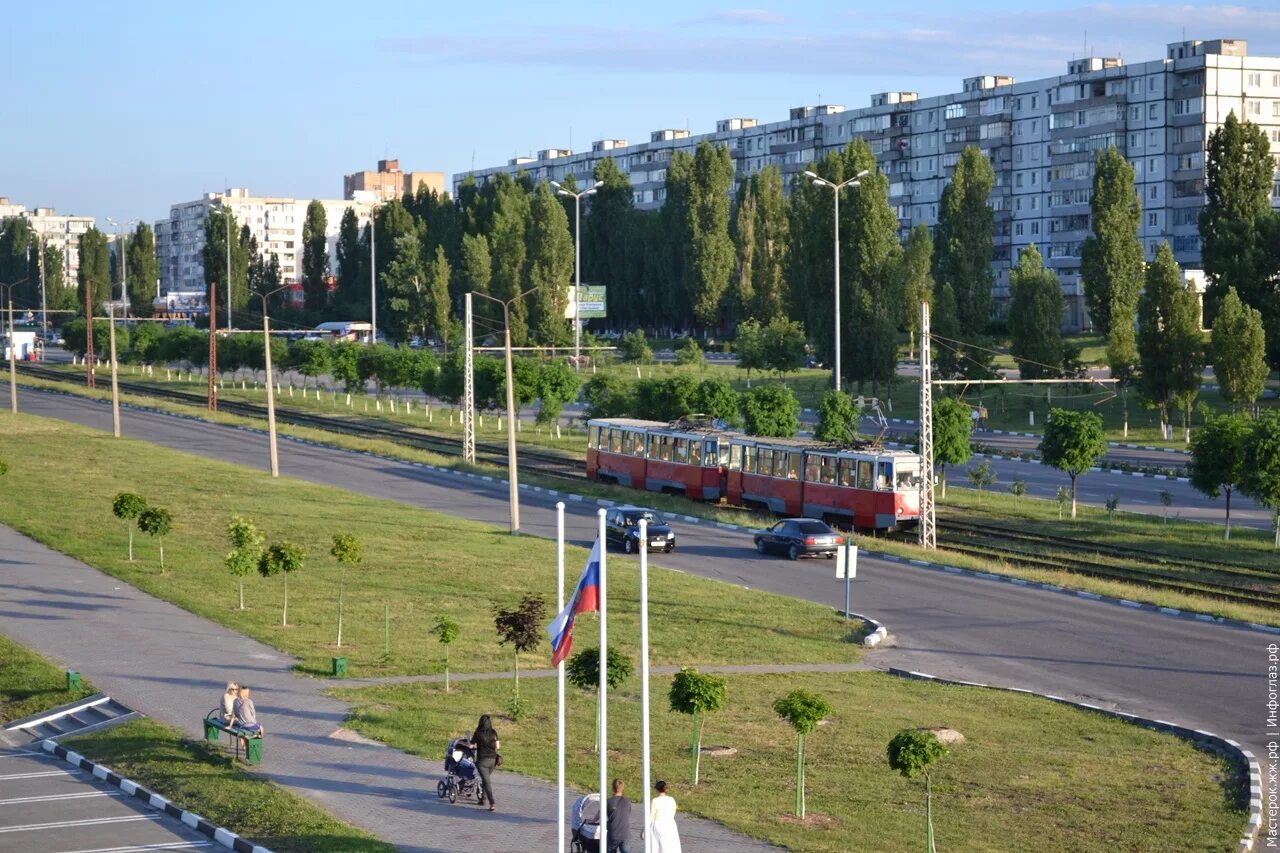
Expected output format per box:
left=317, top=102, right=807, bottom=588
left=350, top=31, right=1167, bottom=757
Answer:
left=620, top=432, right=633, bottom=454
left=857, top=460, right=874, bottom=490
left=744, top=445, right=757, bottom=473
left=672, top=438, right=687, bottom=463
left=633, top=434, right=647, bottom=457
left=659, top=436, right=673, bottom=462
left=729, top=443, right=742, bottom=471
left=839, top=459, right=856, bottom=487
left=690, top=440, right=702, bottom=465
left=609, top=430, right=622, bottom=453
left=896, top=465, right=922, bottom=489
left=804, top=457, right=821, bottom=482
left=758, top=448, right=773, bottom=477
left=719, top=443, right=731, bottom=465
left=877, top=461, right=893, bottom=490
left=821, top=456, right=838, bottom=485
left=590, top=425, right=601, bottom=448
left=785, top=453, right=800, bottom=480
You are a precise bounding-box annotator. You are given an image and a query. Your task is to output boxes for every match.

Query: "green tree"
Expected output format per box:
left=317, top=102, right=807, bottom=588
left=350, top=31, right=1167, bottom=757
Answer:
left=742, top=384, right=800, bottom=437
left=288, top=339, right=332, bottom=390
left=1008, top=480, right=1027, bottom=503
left=124, top=223, right=159, bottom=317
left=1040, top=409, right=1106, bottom=519
left=934, top=146, right=995, bottom=332
left=582, top=373, right=634, bottom=419
left=77, top=227, right=111, bottom=314
left=617, top=329, right=653, bottom=363
left=731, top=174, right=758, bottom=320
left=534, top=359, right=581, bottom=426
left=674, top=336, right=704, bottom=367
left=458, top=233, right=492, bottom=314
left=330, top=533, right=362, bottom=648
left=695, top=378, right=741, bottom=425
left=1080, top=147, right=1144, bottom=336
left=966, top=460, right=998, bottom=504
left=330, top=340, right=363, bottom=393
left=734, top=319, right=766, bottom=379
left=225, top=515, right=263, bottom=611
left=335, top=206, right=365, bottom=310
left=300, top=201, right=329, bottom=312
left=42, top=243, right=74, bottom=313
left=1007, top=245, right=1064, bottom=378
left=201, top=211, right=250, bottom=318
left=525, top=183, right=574, bottom=345
left=486, top=176, right=532, bottom=345
left=431, top=616, right=460, bottom=692
left=137, top=506, right=173, bottom=572
left=492, top=594, right=546, bottom=715
left=634, top=375, right=699, bottom=421
left=762, top=316, right=806, bottom=378
left=902, top=224, right=934, bottom=360
left=687, top=142, right=735, bottom=329
left=1188, top=414, right=1251, bottom=540
left=424, top=246, right=453, bottom=352
left=568, top=646, right=634, bottom=754
left=669, top=668, right=727, bottom=785
left=258, top=541, right=305, bottom=626
left=814, top=390, right=860, bottom=445
left=111, top=492, right=148, bottom=561
left=887, top=729, right=949, bottom=853
left=1240, top=413, right=1280, bottom=549
left=932, top=396, right=973, bottom=498
left=773, top=689, right=831, bottom=818
left=585, top=159, right=637, bottom=321
left=382, top=232, right=427, bottom=344
left=1139, top=244, right=1202, bottom=438
left=1212, top=287, right=1269, bottom=410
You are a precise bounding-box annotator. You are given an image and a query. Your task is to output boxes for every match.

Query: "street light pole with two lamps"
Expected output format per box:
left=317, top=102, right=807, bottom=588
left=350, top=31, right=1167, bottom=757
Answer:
left=0, top=279, right=28, bottom=415
left=252, top=284, right=292, bottom=477
left=803, top=168, right=869, bottom=392
left=550, top=180, right=598, bottom=371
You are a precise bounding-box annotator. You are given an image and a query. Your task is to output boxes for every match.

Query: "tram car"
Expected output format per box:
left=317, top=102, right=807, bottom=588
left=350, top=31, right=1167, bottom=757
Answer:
left=586, top=418, right=922, bottom=531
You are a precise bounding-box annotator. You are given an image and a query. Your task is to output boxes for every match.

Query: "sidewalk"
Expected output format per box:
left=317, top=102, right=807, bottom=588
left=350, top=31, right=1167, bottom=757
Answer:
left=0, top=525, right=779, bottom=852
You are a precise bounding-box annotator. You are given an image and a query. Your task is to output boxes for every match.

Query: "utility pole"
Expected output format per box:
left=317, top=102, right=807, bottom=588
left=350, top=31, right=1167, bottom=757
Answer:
left=2, top=282, right=18, bottom=414
left=463, top=292, right=475, bottom=464
left=108, top=302, right=121, bottom=437
left=551, top=181, right=598, bottom=371
left=37, top=235, right=47, bottom=336
left=208, top=278, right=218, bottom=411
left=804, top=169, right=867, bottom=392
left=85, top=275, right=95, bottom=389
left=917, top=301, right=935, bottom=549
left=225, top=209, right=233, bottom=332
left=254, top=285, right=288, bottom=477
left=369, top=210, right=377, bottom=344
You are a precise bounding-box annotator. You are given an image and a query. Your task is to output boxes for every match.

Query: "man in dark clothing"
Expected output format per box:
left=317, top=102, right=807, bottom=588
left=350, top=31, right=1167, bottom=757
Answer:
left=606, top=778, right=633, bottom=853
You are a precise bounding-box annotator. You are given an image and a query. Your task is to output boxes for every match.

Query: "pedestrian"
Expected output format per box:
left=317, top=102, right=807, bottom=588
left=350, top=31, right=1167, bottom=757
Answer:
left=220, top=681, right=238, bottom=722
left=646, top=780, right=681, bottom=853
left=470, top=714, right=500, bottom=812
left=606, top=778, right=633, bottom=853
left=231, top=685, right=264, bottom=752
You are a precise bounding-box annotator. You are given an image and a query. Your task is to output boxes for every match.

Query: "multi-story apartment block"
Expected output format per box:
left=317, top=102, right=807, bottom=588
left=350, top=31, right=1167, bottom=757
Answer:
left=343, top=159, right=445, bottom=203
left=154, top=188, right=376, bottom=297
left=0, top=197, right=95, bottom=287
left=456, top=38, right=1280, bottom=329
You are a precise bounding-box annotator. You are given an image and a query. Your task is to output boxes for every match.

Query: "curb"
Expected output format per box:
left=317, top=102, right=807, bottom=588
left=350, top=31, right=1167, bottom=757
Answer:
left=39, top=739, right=272, bottom=853
left=843, top=609, right=889, bottom=647
left=884, top=668, right=1262, bottom=853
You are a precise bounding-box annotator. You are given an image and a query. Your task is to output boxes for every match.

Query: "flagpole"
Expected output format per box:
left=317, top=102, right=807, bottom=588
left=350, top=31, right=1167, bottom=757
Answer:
left=556, top=502, right=566, bottom=853
left=639, top=518, right=652, bottom=853
left=597, top=507, right=608, bottom=852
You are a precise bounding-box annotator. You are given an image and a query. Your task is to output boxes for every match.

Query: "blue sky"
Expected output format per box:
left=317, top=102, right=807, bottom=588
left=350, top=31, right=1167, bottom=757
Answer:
left=3, top=1, right=1278, bottom=228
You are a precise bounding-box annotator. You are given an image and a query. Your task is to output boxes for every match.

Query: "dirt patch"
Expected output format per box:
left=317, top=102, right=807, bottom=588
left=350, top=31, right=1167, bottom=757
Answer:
left=919, top=726, right=965, bottom=745
left=777, top=812, right=841, bottom=829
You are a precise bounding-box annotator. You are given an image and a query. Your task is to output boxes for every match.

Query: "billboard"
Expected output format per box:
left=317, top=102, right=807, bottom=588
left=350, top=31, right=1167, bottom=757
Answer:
left=565, top=285, right=607, bottom=319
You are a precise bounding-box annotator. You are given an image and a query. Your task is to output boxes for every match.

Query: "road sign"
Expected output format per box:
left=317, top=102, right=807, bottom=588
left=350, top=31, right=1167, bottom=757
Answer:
left=835, top=543, right=858, bottom=579
left=565, top=285, right=607, bottom=319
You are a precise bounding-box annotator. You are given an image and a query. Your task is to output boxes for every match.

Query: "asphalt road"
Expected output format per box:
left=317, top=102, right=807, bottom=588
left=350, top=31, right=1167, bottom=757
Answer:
left=14, top=388, right=1271, bottom=774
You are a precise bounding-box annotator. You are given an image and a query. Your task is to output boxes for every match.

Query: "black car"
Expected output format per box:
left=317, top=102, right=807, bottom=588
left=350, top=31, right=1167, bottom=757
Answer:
left=753, top=518, right=844, bottom=560
left=605, top=506, right=675, bottom=554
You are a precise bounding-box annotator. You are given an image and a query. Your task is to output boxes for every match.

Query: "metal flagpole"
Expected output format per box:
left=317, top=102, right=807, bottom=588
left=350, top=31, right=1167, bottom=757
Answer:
left=556, top=502, right=566, bottom=853
left=639, top=517, right=652, bottom=853
left=918, top=301, right=936, bottom=549
left=463, top=293, right=475, bottom=464
left=597, top=508, right=608, bottom=852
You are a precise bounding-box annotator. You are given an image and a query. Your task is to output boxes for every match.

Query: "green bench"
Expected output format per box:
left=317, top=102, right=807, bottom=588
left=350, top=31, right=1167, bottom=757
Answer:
left=204, top=709, right=263, bottom=764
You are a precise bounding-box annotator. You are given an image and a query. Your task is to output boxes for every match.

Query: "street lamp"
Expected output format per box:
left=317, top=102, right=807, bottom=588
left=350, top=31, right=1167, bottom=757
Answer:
left=104, top=217, right=139, bottom=318
left=213, top=205, right=234, bottom=332
left=369, top=202, right=382, bottom=345
left=0, top=279, right=27, bottom=415
left=472, top=287, right=537, bottom=534
left=804, top=168, right=869, bottom=392
left=550, top=180, right=598, bottom=371
left=251, top=284, right=291, bottom=477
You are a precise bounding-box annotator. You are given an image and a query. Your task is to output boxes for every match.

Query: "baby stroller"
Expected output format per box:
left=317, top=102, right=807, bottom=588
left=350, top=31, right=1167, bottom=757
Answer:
left=571, top=792, right=602, bottom=852
left=437, top=736, right=485, bottom=805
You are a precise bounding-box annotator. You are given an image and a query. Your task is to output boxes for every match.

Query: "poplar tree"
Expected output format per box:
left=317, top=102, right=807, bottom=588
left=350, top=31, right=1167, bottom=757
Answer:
left=687, top=141, right=735, bottom=330
left=458, top=233, right=492, bottom=313
left=524, top=182, right=574, bottom=345
left=1212, top=287, right=1269, bottom=410
left=125, top=223, right=159, bottom=316
left=1080, top=147, right=1144, bottom=336
left=660, top=150, right=695, bottom=326
left=745, top=166, right=789, bottom=321
left=487, top=176, right=531, bottom=344
left=1007, top=245, right=1064, bottom=379
left=201, top=210, right=250, bottom=315
left=586, top=159, right=637, bottom=322
left=1139, top=244, right=1202, bottom=437
left=902, top=224, right=934, bottom=360
left=77, top=227, right=111, bottom=313
left=934, top=146, right=995, bottom=332
left=730, top=176, right=757, bottom=320
left=382, top=232, right=426, bottom=343
left=426, top=246, right=453, bottom=353
left=335, top=207, right=364, bottom=309
left=301, top=200, right=329, bottom=312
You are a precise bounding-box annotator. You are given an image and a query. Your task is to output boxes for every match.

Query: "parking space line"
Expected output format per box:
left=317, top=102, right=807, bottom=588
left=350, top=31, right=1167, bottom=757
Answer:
left=0, top=769, right=74, bottom=780
left=0, top=814, right=160, bottom=833
left=0, top=790, right=121, bottom=806
left=53, top=844, right=210, bottom=853
left=0, top=751, right=41, bottom=758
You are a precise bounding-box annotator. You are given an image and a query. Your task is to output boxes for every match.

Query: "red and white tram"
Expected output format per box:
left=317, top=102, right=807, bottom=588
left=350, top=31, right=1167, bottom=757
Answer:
left=586, top=418, right=922, bottom=531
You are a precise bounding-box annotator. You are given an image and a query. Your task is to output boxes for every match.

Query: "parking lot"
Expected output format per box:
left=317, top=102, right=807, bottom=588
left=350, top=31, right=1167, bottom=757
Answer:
left=0, top=744, right=209, bottom=853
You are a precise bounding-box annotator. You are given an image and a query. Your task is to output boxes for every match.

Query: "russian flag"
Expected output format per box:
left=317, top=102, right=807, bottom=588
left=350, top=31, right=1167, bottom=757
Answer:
left=547, top=539, right=602, bottom=666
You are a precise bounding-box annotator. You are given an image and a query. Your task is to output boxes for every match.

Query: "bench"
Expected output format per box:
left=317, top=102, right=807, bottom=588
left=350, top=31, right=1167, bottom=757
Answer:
left=204, top=709, right=263, bottom=764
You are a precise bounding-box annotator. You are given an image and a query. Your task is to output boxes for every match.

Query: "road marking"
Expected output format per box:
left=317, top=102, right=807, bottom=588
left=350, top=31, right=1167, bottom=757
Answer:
left=0, top=769, right=74, bottom=781
left=53, top=843, right=210, bottom=853
left=0, top=751, right=40, bottom=758
left=0, top=790, right=121, bottom=806
left=0, top=814, right=159, bottom=833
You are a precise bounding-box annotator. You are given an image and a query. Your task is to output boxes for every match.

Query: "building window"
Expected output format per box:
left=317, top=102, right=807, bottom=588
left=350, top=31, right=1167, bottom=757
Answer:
left=1148, top=212, right=1158, bottom=228
left=1247, top=72, right=1261, bottom=88
left=1247, top=100, right=1261, bottom=116
left=1148, top=104, right=1158, bottom=120
left=1014, top=222, right=1024, bottom=236
left=1031, top=221, right=1040, bottom=235
left=1150, top=158, right=1159, bottom=173
left=1031, top=95, right=1038, bottom=109
left=1149, top=185, right=1158, bottom=199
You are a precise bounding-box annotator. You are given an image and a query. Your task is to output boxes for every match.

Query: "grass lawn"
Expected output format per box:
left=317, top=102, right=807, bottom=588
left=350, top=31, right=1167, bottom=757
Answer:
left=63, top=719, right=394, bottom=852
left=0, top=413, right=860, bottom=678
left=0, top=632, right=96, bottom=723
left=335, top=672, right=1245, bottom=853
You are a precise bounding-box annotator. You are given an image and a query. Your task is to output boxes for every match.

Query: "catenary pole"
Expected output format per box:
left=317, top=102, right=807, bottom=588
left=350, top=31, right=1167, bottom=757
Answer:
left=556, top=502, right=566, bottom=853
left=108, top=302, right=120, bottom=436
left=639, top=516, right=652, bottom=853
left=597, top=508, right=608, bottom=853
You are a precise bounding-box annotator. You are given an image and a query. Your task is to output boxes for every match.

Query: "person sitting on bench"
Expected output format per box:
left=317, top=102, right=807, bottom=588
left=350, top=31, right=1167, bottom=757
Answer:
left=232, top=685, right=264, bottom=747
left=221, top=681, right=238, bottom=723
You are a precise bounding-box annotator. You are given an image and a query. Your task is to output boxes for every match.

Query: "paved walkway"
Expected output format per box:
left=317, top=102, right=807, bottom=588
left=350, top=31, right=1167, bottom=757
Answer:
left=0, top=525, right=780, bottom=853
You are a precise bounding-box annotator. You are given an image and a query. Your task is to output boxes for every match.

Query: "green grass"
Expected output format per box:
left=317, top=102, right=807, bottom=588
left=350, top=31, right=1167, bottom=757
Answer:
left=0, top=632, right=96, bottom=723
left=63, top=719, right=394, bottom=852
left=0, top=413, right=860, bottom=678
left=335, top=672, right=1245, bottom=853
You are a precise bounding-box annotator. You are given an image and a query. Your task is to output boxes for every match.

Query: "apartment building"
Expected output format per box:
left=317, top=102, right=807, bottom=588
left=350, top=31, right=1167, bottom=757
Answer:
left=0, top=197, right=95, bottom=287
left=343, top=159, right=445, bottom=203
left=456, top=38, right=1280, bottom=328
left=154, top=188, right=376, bottom=296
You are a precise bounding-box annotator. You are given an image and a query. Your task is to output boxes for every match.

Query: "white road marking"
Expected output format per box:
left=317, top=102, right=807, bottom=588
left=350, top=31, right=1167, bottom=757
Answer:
left=0, top=790, right=120, bottom=806
left=0, top=769, right=74, bottom=781
left=0, top=814, right=159, bottom=833
left=53, top=843, right=210, bottom=853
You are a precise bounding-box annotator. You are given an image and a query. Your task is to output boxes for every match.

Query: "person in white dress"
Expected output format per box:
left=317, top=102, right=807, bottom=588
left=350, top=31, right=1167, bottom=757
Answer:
left=646, top=780, right=682, bottom=853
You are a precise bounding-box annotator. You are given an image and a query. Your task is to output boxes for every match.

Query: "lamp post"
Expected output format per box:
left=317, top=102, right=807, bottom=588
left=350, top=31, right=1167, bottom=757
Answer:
left=472, top=287, right=537, bottom=534
left=104, top=217, right=139, bottom=318
left=550, top=181, right=598, bottom=371
left=369, top=203, right=381, bottom=345
left=252, top=284, right=291, bottom=477
left=803, top=168, right=868, bottom=392
left=0, top=279, right=26, bottom=415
